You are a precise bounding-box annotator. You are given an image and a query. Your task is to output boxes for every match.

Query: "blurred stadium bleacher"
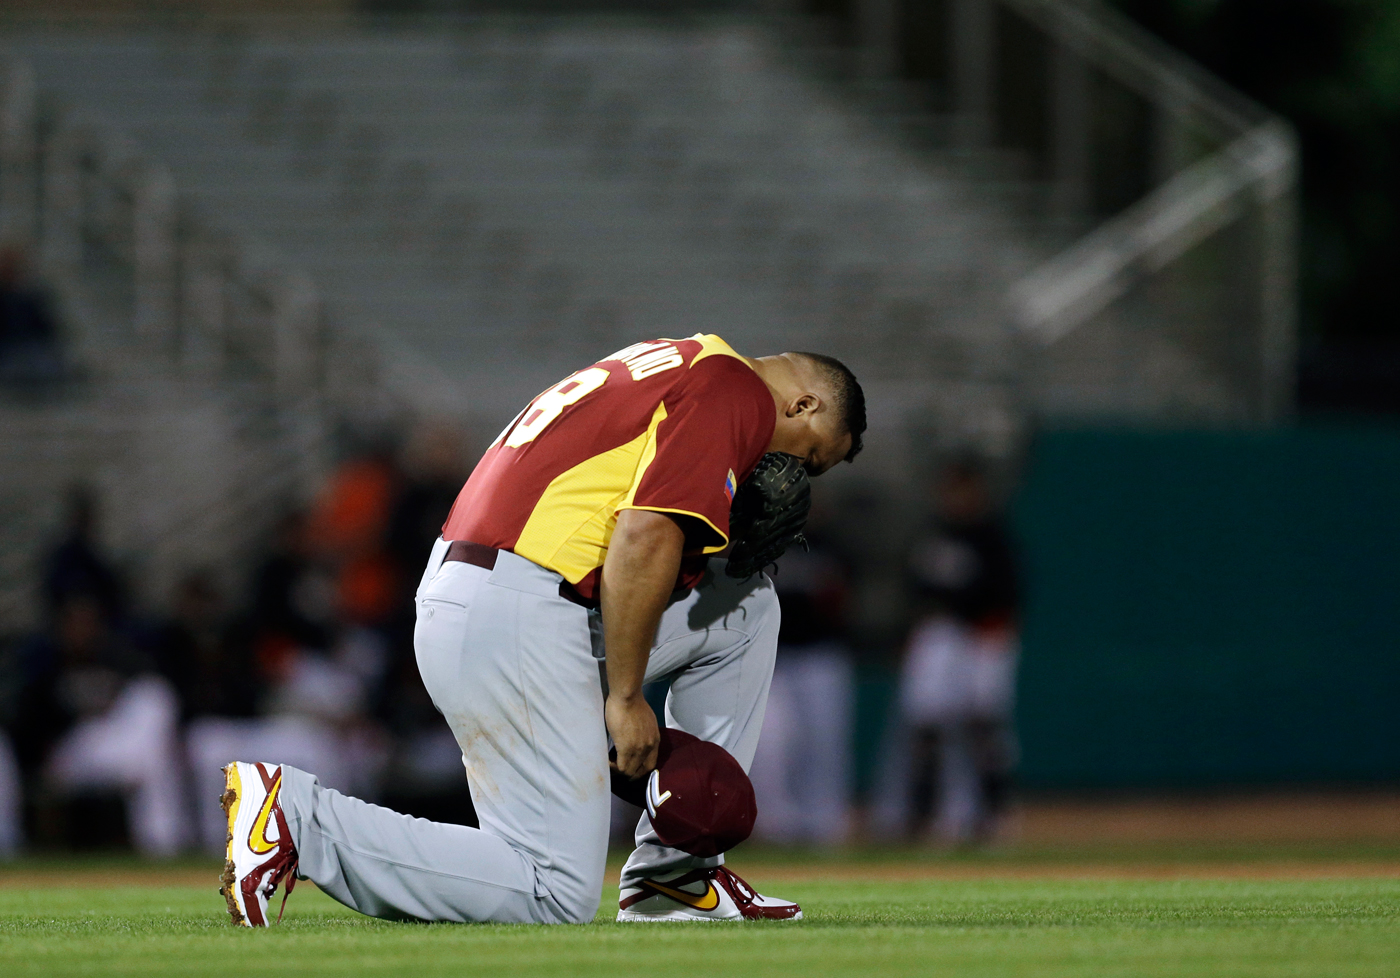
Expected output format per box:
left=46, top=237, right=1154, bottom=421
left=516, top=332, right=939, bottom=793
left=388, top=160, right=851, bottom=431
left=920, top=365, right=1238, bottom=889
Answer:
left=0, top=2, right=1297, bottom=628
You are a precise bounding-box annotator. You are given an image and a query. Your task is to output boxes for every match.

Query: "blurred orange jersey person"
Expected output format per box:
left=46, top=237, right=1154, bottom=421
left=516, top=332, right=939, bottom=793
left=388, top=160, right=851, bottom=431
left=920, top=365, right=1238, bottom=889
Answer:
left=307, top=453, right=399, bottom=625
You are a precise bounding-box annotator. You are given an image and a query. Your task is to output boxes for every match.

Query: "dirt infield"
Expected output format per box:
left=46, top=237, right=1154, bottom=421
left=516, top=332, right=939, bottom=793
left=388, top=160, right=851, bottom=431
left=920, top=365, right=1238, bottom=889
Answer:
left=0, top=866, right=219, bottom=889
left=3, top=792, right=1396, bottom=890
left=742, top=860, right=1400, bottom=882
left=1015, top=791, right=1400, bottom=845
left=3, top=858, right=1398, bottom=891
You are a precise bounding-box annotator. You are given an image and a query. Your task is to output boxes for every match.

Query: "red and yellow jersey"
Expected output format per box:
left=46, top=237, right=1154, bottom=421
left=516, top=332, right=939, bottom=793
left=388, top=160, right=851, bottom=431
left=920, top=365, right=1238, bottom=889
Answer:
left=441, top=334, right=775, bottom=599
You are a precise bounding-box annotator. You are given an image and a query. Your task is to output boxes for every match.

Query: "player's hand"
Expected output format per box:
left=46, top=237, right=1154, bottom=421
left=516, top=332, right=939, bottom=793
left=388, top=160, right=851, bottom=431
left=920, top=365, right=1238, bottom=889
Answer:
left=606, top=694, right=660, bottom=780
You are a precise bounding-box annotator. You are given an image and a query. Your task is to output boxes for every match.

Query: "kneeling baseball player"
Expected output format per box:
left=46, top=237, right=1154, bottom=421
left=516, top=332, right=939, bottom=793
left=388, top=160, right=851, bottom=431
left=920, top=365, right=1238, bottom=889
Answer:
left=220, top=334, right=865, bottom=925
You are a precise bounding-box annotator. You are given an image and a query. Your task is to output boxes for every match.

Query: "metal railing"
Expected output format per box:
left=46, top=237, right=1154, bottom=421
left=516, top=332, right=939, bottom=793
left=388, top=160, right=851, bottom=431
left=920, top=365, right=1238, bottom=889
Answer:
left=28, top=83, right=329, bottom=396
left=969, top=0, right=1297, bottom=423
left=821, top=0, right=1297, bottom=426
left=0, top=54, right=347, bottom=626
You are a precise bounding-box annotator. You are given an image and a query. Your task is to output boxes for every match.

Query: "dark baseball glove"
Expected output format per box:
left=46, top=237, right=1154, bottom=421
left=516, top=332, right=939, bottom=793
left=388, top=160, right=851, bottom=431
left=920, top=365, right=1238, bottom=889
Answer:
left=724, top=452, right=811, bottom=579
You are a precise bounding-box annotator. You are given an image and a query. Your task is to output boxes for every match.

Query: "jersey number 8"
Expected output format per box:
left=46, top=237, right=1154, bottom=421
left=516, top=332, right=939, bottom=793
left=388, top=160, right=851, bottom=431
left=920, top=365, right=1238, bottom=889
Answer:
left=504, top=367, right=611, bottom=448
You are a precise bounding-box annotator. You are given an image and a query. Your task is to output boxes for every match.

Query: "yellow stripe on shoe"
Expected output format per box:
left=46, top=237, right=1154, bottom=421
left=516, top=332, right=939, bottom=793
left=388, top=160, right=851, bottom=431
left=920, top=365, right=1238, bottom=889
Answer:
left=219, top=764, right=246, bottom=926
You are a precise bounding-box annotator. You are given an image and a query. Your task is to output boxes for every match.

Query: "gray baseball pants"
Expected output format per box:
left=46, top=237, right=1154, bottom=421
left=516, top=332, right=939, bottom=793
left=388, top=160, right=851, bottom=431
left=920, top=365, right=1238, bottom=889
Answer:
left=277, top=537, right=779, bottom=923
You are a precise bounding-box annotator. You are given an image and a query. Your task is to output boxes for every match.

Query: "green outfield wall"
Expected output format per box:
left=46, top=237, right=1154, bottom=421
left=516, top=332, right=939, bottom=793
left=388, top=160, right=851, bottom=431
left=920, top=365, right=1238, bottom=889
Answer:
left=1011, top=425, right=1400, bottom=787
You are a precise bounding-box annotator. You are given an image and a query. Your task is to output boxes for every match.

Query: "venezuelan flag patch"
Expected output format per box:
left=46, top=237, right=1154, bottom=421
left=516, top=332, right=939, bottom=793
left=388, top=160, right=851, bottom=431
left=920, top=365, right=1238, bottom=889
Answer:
left=724, top=469, right=737, bottom=502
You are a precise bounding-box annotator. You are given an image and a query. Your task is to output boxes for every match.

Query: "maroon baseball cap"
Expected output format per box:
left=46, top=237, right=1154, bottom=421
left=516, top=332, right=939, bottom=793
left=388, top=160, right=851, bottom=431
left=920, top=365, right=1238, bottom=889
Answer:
left=609, top=728, right=756, bottom=858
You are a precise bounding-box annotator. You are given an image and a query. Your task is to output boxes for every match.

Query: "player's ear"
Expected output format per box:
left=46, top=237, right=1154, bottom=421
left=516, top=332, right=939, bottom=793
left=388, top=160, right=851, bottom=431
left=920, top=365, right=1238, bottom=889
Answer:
left=787, top=392, right=821, bottom=418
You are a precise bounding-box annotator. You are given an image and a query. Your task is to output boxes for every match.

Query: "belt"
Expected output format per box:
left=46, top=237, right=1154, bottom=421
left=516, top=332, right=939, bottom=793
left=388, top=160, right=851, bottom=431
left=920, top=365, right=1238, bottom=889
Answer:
left=443, top=540, right=598, bottom=610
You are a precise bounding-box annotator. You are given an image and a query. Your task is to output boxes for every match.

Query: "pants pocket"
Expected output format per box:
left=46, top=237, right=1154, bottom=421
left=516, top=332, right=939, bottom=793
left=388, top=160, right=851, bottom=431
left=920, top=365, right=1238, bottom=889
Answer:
left=415, top=597, right=471, bottom=713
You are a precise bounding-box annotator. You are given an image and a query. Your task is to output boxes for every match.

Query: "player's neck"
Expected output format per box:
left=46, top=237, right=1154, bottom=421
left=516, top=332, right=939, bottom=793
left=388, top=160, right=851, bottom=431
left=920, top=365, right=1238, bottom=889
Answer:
left=749, top=354, right=801, bottom=405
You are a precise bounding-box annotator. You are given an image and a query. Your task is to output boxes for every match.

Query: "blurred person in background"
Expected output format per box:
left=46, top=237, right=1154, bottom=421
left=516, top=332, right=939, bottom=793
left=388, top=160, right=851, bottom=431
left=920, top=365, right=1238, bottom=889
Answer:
left=0, top=246, right=65, bottom=386
left=387, top=421, right=472, bottom=578
left=299, top=442, right=405, bottom=794
left=244, top=508, right=338, bottom=679
left=379, top=420, right=478, bottom=824
left=6, top=486, right=186, bottom=855
left=10, top=593, right=186, bottom=856
left=184, top=507, right=384, bottom=853
left=748, top=506, right=856, bottom=845
left=152, top=569, right=258, bottom=725
left=308, top=437, right=402, bottom=639
left=0, top=486, right=123, bottom=855
left=881, top=456, right=1020, bottom=844
left=151, top=569, right=257, bottom=849
left=0, top=637, right=24, bottom=856
left=43, top=487, right=123, bottom=627
left=0, top=728, right=18, bottom=857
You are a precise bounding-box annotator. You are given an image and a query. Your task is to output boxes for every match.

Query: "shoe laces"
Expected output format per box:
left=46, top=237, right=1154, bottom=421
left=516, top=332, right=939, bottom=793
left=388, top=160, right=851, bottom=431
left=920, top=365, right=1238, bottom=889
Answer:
left=714, top=866, right=757, bottom=908
left=268, top=856, right=299, bottom=923
left=263, top=786, right=299, bottom=923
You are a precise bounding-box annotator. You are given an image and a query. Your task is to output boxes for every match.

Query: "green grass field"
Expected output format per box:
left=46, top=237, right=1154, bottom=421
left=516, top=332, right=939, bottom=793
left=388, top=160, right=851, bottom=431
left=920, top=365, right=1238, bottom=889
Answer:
left=3, top=848, right=1398, bottom=977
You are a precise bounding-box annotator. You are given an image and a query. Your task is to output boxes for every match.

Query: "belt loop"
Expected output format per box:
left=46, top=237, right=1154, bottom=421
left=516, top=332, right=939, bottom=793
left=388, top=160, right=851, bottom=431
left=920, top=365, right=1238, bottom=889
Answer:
left=416, top=537, right=452, bottom=603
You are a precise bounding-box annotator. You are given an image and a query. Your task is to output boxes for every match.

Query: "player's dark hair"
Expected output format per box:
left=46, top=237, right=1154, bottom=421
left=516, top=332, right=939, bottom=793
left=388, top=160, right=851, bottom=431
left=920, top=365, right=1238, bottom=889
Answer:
left=793, top=352, right=866, bottom=462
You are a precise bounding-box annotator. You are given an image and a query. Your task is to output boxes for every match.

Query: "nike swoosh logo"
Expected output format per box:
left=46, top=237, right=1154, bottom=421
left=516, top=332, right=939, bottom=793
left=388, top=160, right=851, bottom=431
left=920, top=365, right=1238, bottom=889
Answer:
left=644, top=879, right=720, bottom=911
left=247, top=770, right=283, bottom=855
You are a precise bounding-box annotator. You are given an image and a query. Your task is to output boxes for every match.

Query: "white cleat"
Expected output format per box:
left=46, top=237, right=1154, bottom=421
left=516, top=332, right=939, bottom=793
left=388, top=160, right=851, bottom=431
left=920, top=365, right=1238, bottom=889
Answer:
left=617, top=866, right=802, bottom=922
left=219, top=761, right=299, bottom=927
